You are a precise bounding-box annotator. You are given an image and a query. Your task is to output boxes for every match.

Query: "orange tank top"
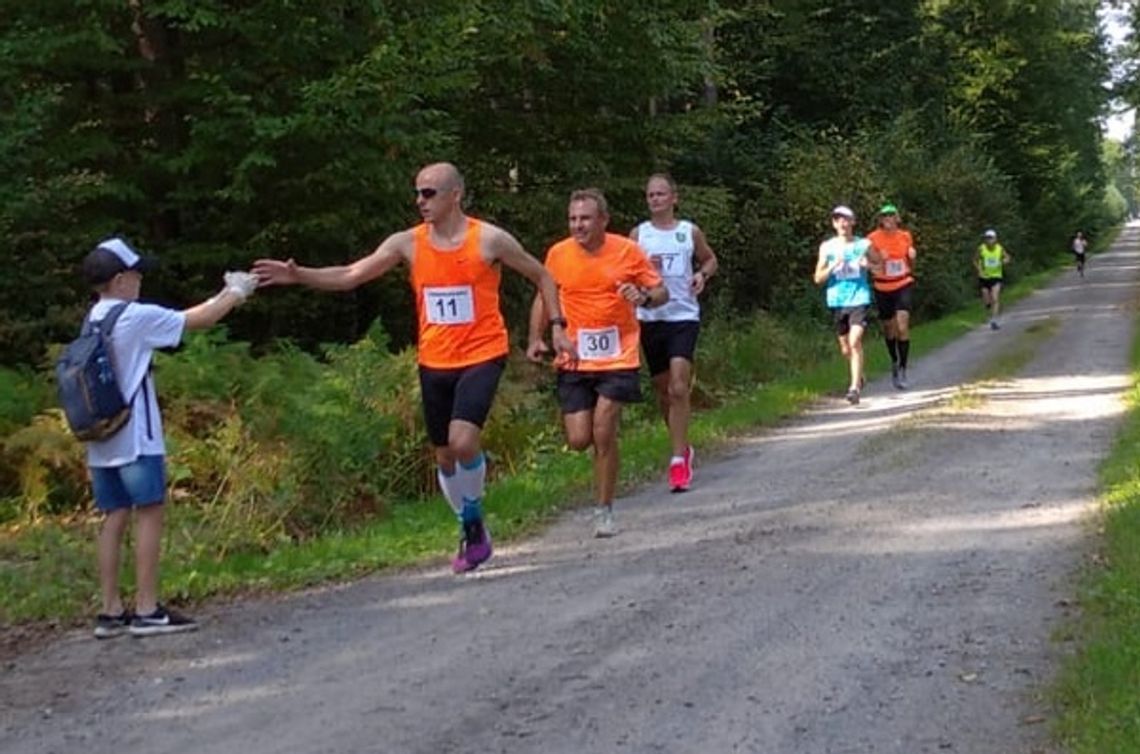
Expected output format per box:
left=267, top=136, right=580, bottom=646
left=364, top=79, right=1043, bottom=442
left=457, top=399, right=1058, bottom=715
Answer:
left=867, top=228, right=915, bottom=293
left=410, top=218, right=509, bottom=369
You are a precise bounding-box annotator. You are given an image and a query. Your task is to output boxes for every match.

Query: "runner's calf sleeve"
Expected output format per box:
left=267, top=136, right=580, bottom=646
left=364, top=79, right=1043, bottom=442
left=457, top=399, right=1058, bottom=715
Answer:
left=437, top=466, right=464, bottom=517
left=461, top=497, right=484, bottom=525
left=456, top=452, right=487, bottom=509
left=898, top=340, right=910, bottom=369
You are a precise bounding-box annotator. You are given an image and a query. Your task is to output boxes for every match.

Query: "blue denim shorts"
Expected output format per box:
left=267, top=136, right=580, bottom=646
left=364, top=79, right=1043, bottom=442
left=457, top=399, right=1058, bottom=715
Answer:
left=90, top=455, right=167, bottom=512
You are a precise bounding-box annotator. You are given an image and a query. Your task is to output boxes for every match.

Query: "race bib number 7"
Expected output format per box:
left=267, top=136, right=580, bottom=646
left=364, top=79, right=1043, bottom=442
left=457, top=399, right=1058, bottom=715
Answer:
left=424, top=286, right=475, bottom=325
left=651, top=253, right=685, bottom=278
left=577, top=326, right=621, bottom=360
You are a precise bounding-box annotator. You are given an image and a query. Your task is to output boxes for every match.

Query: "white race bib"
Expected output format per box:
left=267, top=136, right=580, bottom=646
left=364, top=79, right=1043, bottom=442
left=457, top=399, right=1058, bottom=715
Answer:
left=885, top=259, right=907, bottom=277
left=834, top=259, right=861, bottom=280
left=424, top=286, right=474, bottom=325
left=651, top=253, right=686, bottom=278
left=577, top=326, right=620, bottom=360
left=983, top=255, right=1001, bottom=269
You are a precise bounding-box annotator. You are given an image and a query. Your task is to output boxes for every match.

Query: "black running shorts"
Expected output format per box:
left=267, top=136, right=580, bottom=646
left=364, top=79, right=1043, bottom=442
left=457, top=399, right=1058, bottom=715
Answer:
left=418, top=357, right=506, bottom=447
left=556, top=369, right=643, bottom=414
left=639, top=320, right=700, bottom=377
left=874, top=283, right=914, bottom=321
left=978, top=277, right=1003, bottom=290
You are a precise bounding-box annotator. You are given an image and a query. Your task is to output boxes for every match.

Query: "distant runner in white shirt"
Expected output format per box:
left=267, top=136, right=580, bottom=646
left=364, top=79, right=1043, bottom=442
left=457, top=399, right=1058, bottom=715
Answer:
left=1071, top=230, right=1087, bottom=278
left=631, top=174, right=718, bottom=492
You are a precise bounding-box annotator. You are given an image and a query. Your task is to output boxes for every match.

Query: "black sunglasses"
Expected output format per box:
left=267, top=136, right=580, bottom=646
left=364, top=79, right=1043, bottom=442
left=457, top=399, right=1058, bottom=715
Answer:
left=414, top=187, right=439, bottom=199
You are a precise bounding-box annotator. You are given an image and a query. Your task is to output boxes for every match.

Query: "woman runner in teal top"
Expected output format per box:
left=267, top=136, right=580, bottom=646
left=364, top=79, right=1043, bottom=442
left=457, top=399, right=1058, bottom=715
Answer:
left=813, top=205, right=873, bottom=405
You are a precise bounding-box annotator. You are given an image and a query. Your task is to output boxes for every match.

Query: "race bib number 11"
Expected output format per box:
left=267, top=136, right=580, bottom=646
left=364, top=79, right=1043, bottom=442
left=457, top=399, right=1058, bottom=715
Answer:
left=424, top=286, right=475, bottom=325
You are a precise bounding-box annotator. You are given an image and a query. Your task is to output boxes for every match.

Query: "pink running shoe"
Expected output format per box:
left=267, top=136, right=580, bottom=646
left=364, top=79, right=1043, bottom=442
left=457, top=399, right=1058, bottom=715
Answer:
left=451, top=519, right=492, bottom=573
left=669, top=446, right=694, bottom=493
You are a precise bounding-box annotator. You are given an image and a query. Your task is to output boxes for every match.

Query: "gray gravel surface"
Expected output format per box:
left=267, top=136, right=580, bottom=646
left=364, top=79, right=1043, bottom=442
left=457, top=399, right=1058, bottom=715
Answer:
left=4, top=228, right=1139, bottom=754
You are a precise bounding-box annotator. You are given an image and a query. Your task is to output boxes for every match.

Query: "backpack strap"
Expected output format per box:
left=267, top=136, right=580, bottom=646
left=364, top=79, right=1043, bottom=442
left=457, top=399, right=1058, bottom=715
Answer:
left=80, top=301, right=131, bottom=337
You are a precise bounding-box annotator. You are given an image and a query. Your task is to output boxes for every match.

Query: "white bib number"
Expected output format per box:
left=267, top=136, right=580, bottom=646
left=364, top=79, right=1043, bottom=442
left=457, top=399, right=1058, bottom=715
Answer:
left=577, top=326, right=620, bottom=360
left=983, top=255, right=1001, bottom=270
left=885, top=259, right=907, bottom=277
left=651, top=253, right=685, bottom=278
left=424, top=286, right=474, bottom=325
left=834, top=259, right=861, bottom=280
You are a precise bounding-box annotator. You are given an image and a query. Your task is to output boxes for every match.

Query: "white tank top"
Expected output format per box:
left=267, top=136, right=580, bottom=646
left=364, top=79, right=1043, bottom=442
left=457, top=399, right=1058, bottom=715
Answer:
left=636, top=220, right=700, bottom=322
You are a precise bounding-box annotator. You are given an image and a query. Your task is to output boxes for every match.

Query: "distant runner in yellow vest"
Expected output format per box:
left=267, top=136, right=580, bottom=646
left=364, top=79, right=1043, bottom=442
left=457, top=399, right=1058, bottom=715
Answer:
left=974, top=229, right=1011, bottom=330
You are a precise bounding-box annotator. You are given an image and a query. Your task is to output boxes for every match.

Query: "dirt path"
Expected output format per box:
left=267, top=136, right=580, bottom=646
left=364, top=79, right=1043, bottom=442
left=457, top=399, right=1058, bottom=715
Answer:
left=5, top=229, right=1139, bottom=754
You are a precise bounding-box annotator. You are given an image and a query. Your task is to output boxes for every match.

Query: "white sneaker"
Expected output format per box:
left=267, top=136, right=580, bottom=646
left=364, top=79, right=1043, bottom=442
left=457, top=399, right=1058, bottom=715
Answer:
left=592, top=506, right=617, bottom=538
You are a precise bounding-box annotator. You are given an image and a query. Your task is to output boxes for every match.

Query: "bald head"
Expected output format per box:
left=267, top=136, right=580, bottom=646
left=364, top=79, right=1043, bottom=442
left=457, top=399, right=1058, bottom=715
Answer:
left=418, top=162, right=465, bottom=194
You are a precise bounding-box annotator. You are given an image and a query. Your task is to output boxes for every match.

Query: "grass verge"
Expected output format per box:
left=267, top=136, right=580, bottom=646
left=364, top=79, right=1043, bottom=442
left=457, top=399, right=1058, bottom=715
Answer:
left=1052, top=307, right=1140, bottom=753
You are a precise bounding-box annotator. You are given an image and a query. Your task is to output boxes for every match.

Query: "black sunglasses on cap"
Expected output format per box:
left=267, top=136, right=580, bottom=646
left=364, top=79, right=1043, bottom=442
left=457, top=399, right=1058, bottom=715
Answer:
left=414, top=187, right=439, bottom=199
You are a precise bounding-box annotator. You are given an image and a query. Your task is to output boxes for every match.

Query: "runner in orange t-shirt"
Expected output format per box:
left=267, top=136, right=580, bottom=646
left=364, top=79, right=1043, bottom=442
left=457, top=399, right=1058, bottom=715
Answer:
left=254, top=162, right=573, bottom=573
left=867, top=203, right=917, bottom=389
left=528, top=188, right=667, bottom=538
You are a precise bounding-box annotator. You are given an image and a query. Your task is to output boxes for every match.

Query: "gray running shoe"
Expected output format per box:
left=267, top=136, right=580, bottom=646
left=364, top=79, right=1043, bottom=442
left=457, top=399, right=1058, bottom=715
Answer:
left=897, top=367, right=908, bottom=390
left=891, top=364, right=903, bottom=390
left=990, top=320, right=1000, bottom=331
left=593, top=506, right=617, bottom=538
left=845, top=388, right=860, bottom=405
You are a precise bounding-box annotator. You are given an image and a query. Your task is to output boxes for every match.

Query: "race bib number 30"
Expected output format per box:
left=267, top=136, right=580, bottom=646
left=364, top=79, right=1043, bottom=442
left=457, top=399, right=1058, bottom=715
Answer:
left=885, top=259, right=907, bottom=277
left=424, top=286, right=475, bottom=325
left=577, top=326, right=621, bottom=360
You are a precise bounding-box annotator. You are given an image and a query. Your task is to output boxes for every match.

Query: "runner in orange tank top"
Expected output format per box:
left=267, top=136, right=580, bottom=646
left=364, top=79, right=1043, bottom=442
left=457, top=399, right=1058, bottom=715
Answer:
left=866, top=204, right=917, bottom=389
left=528, top=188, right=667, bottom=538
left=254, top=162, right=573, bottom=573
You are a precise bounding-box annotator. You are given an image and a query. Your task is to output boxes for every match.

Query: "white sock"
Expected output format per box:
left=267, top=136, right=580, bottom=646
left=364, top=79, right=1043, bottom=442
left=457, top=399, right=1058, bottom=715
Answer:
left=670, top=456, right=685, bottom=465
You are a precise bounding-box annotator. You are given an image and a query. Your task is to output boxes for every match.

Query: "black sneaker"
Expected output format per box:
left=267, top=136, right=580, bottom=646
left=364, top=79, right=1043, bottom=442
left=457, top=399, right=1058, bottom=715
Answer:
left=130, top=604, right=198, bottom=637
left=93, top=610, right=133, bottom=639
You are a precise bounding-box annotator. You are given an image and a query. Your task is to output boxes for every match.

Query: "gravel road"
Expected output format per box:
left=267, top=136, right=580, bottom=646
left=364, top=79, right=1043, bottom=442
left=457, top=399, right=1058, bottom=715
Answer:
left=4, top=228, right=1138, bottom=754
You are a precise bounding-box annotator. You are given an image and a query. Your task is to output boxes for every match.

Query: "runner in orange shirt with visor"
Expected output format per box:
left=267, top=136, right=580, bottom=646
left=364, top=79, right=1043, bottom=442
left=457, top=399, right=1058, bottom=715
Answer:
left=867, top=203, right=917, bottom=389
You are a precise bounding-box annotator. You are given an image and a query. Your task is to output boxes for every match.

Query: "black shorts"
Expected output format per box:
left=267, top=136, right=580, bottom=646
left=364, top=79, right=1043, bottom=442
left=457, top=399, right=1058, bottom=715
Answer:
left=978, top=277, right=1003, bottom=290
left=639, top=320, right=700, bottom=376
left=557, top=369, right=643, bottom=413
left=418, top=357, right=506, bottom=447
left=831, top=306, right=869, bottom=336
left=874, top=283, right=914, bottom=321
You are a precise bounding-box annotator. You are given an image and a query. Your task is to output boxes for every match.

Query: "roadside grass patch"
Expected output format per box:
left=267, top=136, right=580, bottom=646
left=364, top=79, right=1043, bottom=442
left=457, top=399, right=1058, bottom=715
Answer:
left=1052, top=301, right=1140, bottom=753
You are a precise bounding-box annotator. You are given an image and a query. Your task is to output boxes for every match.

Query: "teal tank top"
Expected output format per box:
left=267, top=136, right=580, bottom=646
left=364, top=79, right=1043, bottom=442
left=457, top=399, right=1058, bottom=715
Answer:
left=822, top=236, right=872, bottom=308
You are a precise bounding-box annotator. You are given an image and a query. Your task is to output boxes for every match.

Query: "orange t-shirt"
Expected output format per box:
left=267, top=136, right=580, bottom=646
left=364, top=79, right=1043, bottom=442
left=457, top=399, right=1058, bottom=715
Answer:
left=410, top=218, right=509, bottom=369
left=544, top=233, right=662, bottom=372
left=867, top=228, right=915, bottom=292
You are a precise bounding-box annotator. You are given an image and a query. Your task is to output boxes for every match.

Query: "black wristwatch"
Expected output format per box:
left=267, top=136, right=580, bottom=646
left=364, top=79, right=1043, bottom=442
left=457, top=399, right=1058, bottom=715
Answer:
left=550, top=317, right=568, bottom=328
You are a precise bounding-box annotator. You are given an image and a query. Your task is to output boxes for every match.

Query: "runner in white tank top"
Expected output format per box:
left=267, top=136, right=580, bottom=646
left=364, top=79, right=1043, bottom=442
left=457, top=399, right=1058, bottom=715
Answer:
left=631, top=174, right=718, bottom=492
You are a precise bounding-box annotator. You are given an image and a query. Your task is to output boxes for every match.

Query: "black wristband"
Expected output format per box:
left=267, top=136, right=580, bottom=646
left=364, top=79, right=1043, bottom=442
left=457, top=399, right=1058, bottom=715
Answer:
left=550, top=317, right=568, bottom=328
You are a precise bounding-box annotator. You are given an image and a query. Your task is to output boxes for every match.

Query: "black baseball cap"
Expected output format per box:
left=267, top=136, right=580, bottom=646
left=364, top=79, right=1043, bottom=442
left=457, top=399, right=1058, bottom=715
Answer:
left=82, top=237, right=158, bottom=285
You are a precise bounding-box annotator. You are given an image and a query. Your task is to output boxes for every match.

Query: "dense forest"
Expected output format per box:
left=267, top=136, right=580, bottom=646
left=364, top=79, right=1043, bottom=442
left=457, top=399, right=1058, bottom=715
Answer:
left=1, top=1, right=1136, bottom=533
left=0, top=0, right=1130, bottom=366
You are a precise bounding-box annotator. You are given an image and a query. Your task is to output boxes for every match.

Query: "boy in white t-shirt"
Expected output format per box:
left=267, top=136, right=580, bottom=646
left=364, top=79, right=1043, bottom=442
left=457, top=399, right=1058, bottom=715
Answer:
left=83, top=238, right=257, bottom=638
